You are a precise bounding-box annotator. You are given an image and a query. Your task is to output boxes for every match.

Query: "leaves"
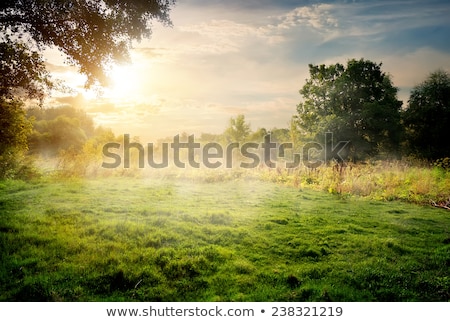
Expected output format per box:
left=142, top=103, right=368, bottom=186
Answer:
left=296, top=59, right=403, bottom=160
left=0, top=98, right=33, bottom=179
left=0, top=40, right=52, bottom=102
left=0, top=0, right=176, bottom=99
left=0, top=98, right=32, bottom=152
left=403, top=70, right=450, bottom=160
left=225, top=114, right=251, bottom=143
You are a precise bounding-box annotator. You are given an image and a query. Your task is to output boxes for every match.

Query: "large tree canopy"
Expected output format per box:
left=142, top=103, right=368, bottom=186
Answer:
left=296, top=58, right=403, bottom=160
left=0, top=0, right=175, bottom=100
left=403, top=70, right=450, bottom=160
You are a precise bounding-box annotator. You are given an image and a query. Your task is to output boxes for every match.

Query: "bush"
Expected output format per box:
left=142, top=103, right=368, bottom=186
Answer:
left=433, top=157, right=450, bottom=171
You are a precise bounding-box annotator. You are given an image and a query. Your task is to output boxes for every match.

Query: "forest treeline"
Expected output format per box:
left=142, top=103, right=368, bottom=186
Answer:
left=1, top=59, right=450, bottom=179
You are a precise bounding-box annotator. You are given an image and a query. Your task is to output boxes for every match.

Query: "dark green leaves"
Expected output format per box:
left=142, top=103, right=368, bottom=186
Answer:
left=296, top=59, right=403, bottom=160
left=403, top=70, right=450, bottom=160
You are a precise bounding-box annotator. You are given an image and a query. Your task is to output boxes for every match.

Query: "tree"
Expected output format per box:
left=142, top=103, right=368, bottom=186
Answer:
left=296, top=59, right=403, bottom=160
left=1, top=0, right=175, bottom=98
left=403, top=70, right=450, bottom=160
left=224, top=114, right=251, bottom=143
left=0, top=98, right=32, bottom=178
left=248, top=127, right=267, bottom=142
left=0, top=40, right=52, bottom=101
left=269, top=127, right=290, bottom=143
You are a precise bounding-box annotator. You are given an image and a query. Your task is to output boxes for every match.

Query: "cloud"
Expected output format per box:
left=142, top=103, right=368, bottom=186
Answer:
left=331, top=1, right=449, bottom=43
left=265, top=1, right=450, bottom=46
left=132, top=47, right=174, bottom=64
left=52, top=93, right=86, bottom=108
left=275, top=4, right=338, bottom=32
left=171, top=3, right=343, bottom=52
left=382, top=48, right=450, bottom=87
left=44, top=0, right=450, bottom=140
left=176, top=18, right=285, bottom=55
left=85, top=102, right=118, bottom=114
left=381, top=47, right=450, bottom=104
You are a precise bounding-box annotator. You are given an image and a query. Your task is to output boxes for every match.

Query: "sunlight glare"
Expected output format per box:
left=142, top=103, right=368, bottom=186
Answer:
left=106, top=63, right=141, bottom=100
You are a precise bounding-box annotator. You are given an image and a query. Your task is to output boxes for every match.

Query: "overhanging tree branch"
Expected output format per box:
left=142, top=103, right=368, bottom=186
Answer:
left=1, top=0, right=176, bottom=100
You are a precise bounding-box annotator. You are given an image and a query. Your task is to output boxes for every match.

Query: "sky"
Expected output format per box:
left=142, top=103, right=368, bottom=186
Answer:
left=45, top=0, right=450, bottom=141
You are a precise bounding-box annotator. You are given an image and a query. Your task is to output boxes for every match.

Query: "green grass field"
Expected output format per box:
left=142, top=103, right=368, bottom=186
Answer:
left=0, top=175, right=449, bottom=301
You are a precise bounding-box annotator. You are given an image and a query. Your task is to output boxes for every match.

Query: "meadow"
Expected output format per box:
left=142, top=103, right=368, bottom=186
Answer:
left=0, top=171, right=449, bottom=301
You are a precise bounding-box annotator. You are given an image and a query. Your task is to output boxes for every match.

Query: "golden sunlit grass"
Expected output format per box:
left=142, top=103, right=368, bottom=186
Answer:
left=258, top=161, right=450, bottom=206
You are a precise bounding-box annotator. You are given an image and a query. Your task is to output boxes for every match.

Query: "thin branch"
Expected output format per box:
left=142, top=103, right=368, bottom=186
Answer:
left=430, top=198, right=450, bottom=210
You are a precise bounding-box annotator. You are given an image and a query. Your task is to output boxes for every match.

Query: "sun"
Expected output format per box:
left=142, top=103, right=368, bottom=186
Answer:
left=106, top=63, right=141, bottom=100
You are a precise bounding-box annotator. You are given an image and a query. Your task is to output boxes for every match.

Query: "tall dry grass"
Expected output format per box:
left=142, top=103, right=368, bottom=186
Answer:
left=259, top=160, right=450, bottom=205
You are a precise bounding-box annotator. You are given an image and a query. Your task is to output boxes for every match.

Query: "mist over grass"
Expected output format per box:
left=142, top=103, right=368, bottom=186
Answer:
left=48, top=148, right=450, bottom=207
left=0, top=175, right=449, bottom=301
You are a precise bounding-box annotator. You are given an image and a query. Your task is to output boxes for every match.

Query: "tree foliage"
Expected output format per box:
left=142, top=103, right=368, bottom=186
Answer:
left=224, top=114, right=251, bottom=143
left=296, top=58, right=403, bottom=160
left=27, top=106, right=95, bottom=156
left=0, top=98, right=31, bottom=152
left=403, top=70, right=450, bottom=160
left=0, top=0, right=175, bottom=99
left=0, top=40, right=52, bottom=101
left=0, top=98, right=33, bottom=178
